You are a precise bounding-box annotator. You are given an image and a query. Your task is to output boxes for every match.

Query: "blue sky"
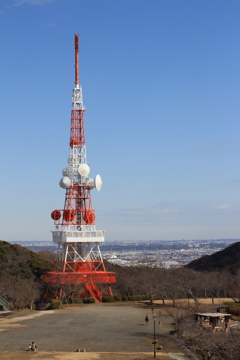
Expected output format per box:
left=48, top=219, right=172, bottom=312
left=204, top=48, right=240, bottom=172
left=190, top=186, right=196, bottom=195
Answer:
left=0, top=0, right=240, bottom=242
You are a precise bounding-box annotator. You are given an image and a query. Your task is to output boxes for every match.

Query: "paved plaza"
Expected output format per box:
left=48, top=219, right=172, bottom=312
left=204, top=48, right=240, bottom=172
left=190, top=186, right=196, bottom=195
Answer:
left=0, top=303, right=190, bottom=359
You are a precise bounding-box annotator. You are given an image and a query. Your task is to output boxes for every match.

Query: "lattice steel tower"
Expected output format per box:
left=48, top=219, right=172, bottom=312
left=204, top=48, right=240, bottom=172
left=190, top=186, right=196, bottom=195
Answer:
left=43, top=35, right=116, bottom=302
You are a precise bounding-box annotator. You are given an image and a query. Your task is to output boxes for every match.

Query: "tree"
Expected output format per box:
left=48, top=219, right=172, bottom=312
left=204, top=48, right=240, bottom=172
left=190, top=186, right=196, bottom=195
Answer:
left=163, top=268, right=182, bottom=307
left=154, top=268, right=168, bottom=305
left=22, top=279, right=42, bottom=309
left=136, top=266, right=159, bottom=304
left=173, top=268, right=200, bottom=309
left=114, top=266, right=139, bottom=298
left=38, top=250, right=55, bottom=263
left=0, top=241, right=52, bottom=307
left=179, top=312, right=240, bottom=360
left=226, top=270, right=240, bottom=303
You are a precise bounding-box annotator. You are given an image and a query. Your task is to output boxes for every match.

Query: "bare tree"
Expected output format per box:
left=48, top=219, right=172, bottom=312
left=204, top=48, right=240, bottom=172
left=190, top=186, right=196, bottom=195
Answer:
left=179, top=313, right=240, bottom=360
left=163, top=268, right=182, bottom=307
left=136, top=266, right=159, bottom=304
left=115, top=266, right=139, bottom=298
left=226, top=270, right=240, bottom=303
left=154, top=268, right=168, bottom=305
left=38, top=250, right=55, bottom=263
left=44, top=273, right=86, bottom=303
left=174, top=268, right=200, bottom=309
left=22, top=279, right=42, bottom=309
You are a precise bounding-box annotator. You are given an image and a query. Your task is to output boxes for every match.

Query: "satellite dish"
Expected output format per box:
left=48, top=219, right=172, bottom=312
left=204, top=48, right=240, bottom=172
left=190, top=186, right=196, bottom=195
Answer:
left=59, top=176, right=71, bottom=189
left=84, top=177, right=95, bottom=188
left=78, top=164, right=90, bottom=176
left=62, top=167, right=73, bottom=177
left=95, top=174, right=102, bottom=191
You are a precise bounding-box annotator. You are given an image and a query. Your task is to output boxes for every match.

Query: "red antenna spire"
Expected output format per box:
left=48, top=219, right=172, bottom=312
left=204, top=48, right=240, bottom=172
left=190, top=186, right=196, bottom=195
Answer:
left=74, top=34, right=79, bottom=85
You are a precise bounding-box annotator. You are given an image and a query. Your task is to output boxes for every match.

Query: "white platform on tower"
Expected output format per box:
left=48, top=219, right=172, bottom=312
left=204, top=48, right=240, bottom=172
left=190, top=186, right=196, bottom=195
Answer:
left=52, top=230, right=105, bottom=243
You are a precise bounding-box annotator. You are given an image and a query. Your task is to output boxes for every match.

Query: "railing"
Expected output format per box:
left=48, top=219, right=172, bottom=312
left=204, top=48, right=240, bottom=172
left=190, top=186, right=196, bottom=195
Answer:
left=52, top=230, right=105, bottom=238
left=0, top=296, right=9, bottom=310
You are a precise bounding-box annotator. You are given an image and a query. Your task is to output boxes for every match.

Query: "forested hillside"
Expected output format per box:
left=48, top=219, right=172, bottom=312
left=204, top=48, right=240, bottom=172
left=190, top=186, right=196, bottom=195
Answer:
left=0, top=240, right=53, bottom=309
left=186, top=241, right=240, bottom=274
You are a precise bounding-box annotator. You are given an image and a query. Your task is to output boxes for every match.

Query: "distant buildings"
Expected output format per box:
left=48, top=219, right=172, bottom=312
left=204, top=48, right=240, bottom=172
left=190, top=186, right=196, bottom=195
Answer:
left=11, top=239, right=235, bottom=268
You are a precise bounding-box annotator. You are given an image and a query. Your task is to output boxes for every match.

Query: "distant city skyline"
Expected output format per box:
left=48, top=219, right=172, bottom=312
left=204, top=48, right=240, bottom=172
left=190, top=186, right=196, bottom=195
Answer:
left=0, top=0, right=240, bottom=242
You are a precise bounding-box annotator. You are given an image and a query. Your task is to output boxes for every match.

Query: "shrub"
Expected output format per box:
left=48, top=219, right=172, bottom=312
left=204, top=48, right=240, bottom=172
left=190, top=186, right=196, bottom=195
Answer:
left=121, top=296, right=128, bottom=301
left=128, top=295, right=150, bottom=301
left=16, top=300, right=26, bottom=310
left=73, top=298, right=83, bottom=304
left=230, top=307, right=240, bottom=316
left=114, top=295, right=122, bottom=301
left=82, top=297, right=95, bottom=304
left=225, top=302, right=240, bottom=308
left=138, top=295, right=148, bottom=300
left=102, top=296, right=115, bottom=303
left=26, top=303, right=36, bottom=310
left=50, top=299, right=61, bottom=309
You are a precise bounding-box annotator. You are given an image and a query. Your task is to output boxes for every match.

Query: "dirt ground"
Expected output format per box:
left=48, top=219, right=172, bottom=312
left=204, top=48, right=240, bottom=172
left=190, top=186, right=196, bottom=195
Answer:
left=0, top=351, right=174, bottom=360
left=152, top=298, right=233, bottom=307
left=0, top=299, right=230, bottom=360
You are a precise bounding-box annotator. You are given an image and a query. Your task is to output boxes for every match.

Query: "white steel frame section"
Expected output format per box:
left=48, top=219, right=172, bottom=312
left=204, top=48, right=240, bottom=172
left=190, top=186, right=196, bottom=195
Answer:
left=55, top=242, right=103, bottom=263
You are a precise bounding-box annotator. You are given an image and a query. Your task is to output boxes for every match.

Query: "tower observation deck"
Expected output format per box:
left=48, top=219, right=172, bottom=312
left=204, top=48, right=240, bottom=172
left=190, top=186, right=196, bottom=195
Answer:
left=43, top=35, right=116, bottom=302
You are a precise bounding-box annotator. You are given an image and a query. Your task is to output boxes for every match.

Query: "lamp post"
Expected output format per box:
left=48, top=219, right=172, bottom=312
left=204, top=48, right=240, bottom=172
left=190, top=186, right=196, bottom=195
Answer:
left=152, top=311, right=158, bottom=358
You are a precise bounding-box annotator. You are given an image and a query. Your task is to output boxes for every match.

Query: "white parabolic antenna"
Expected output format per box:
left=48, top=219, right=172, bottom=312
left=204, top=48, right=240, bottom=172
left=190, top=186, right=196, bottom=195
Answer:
left=59, top=176, right=71, bottom=189
left=95, top=174, right=102, bottom=191
left=78, top=164, right=90, bottom=176
left=62, top=167, right=73, bottom=177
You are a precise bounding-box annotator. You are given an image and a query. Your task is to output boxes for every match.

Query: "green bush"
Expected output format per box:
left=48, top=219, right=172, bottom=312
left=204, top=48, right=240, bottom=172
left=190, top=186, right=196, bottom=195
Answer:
left=102, top=296, right=115, bottom=302
left=128, top=295, right=151, bottom=301
left=50, top=299, right=61, bottom=309
left=73, top=298, right=83, bottom=304
left=82, top=297, right=95, bottom=304
left=230, top=307, right=240, bottom=316
left=114, top=295, right=122, bottom=301
left=140, top=295, right=151, bottom=300
left=122, top=296, right=128, bottom=301
left=225, top=302, right=240, bottom=308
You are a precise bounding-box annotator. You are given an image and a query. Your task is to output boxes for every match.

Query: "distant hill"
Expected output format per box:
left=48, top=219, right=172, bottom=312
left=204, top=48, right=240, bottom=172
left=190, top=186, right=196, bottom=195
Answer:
left=186, top=242, right=240, bottom=274
left=0, top=240, right=53, bottom=280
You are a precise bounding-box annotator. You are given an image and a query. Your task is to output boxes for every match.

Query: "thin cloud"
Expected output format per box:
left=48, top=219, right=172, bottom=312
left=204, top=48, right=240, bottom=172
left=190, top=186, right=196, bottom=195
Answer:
left=153, top=201, right=183, bottom=214
left=152, top=208, right=182, bottom=214
left=112, top=203, right=183, bottom=219
left=211, top=204, right=233, bottom=210
left=13, top=0, right=57, bottom=6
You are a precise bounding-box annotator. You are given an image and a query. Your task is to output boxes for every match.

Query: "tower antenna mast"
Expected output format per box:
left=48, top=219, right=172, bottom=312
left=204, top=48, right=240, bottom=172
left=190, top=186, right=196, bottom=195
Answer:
left=43, top=35, right=116, bottom=302
left=74, top=34, right=79, bottom=85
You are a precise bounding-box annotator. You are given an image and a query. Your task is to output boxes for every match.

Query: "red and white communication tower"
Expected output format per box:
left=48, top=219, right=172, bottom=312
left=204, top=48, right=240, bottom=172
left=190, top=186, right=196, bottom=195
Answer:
left=43, top=35, right=116, bottom=302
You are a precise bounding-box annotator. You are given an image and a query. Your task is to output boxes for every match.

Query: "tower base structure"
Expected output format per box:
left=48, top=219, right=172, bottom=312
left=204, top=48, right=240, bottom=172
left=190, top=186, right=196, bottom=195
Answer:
left=43, top=239, right=116, bottom=303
